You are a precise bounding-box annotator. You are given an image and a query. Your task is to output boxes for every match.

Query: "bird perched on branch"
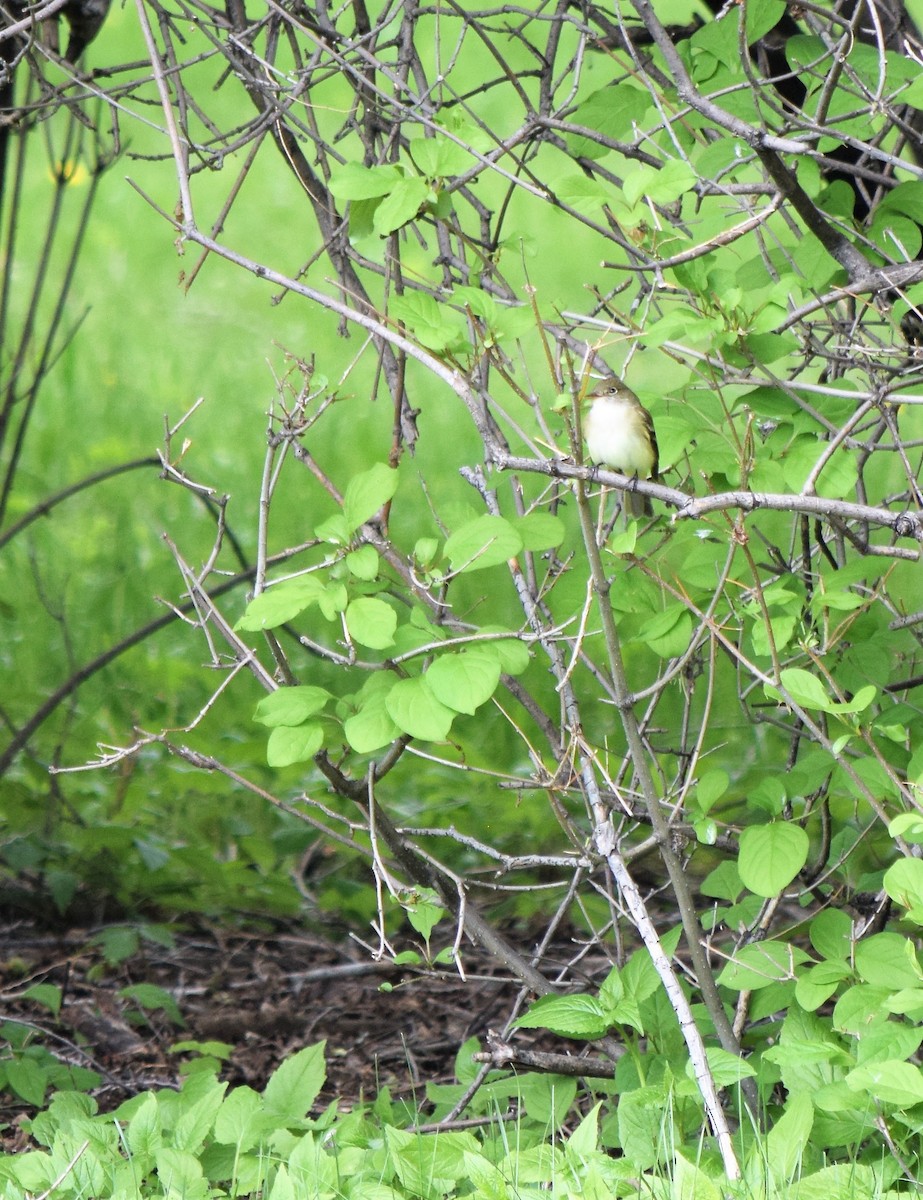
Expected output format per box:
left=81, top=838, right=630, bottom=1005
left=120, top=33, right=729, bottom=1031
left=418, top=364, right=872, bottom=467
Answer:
left=62, top=0, right=111, bottom=63
left=584, top=378, right=659, bottom=519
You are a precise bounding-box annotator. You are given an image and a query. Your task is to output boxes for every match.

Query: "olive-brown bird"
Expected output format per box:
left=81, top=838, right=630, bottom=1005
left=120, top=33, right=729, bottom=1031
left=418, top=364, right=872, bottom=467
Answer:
left=584, top=379, right=659, bottom=518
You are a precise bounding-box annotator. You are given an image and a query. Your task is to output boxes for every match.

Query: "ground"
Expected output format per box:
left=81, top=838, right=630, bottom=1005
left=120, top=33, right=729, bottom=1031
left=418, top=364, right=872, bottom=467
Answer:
left=0, top=919, right=549, bottom=1150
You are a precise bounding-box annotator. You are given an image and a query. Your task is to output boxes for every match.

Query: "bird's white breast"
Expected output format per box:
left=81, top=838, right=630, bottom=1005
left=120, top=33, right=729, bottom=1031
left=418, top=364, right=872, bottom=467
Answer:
left=585, top=396, right=655, bottom=477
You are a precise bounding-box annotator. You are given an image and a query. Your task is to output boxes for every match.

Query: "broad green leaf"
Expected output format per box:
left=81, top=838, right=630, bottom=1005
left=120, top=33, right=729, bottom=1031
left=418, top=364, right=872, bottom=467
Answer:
left=637, top=604, right=692, bottom=658
left=127, top=1093, right=163, bottom=1156
left=551, top=172, right=610, bottom=213
left=764, top=1091, right=813, bottom=1183
left=343, top=690, right=402, bottom=753
left=173, top=1081, right=227, bottom=1153
left=695, top=1046, right=757, bottom=1085
left=565, top=1101, right=603, bottom=1158
left=343, top=463, right=399, bottom=533
left=672, top=1153, right=723, bottom=1200
left=846, top=1060, right=923, bottom=1108
left=346, top=545, right=380, bottom=580
left=738, top=823, right=809, bottom=896
left=809, top=908, right=853, bottom=961
left=263, top=1042, right=327, bottom=1122
left=373, top=176, right=431, bottom=234
left=345, top=597, right=397, bottom=650
left=617, top=1086, right=667, bottom=1169
left=832, top=983, right=890, bottom=1034
left=390, top=291, right=467, bottom=352
left=318, top=581, right=348, bottom=620
left=329, top=162, right=402, bottom=199
left=254, top=687, right=330, bottom=728
left=385, top=677, right=455, bottom=740
left=120, top=983, right=184, bottom=1024
left=213, top=1087, right=264, bottom=1150
left=567, top=84, right=651, bottom=158
left=444, top=515, right=522, bottom=573
left=854, top=933, right=922, bottom=989
left=718, top=941, right=810, bottom=990
left=513, top=512, right=566, bottom=551
left=745, top=0, right=786, bottom=41
left=409, top=134, right=472, bottom=177
left=479, top=627, right=531, bottom=674
left=266, top=723, right=324, bottom=767
left=425, top=649, right=501, bottom=715
left=514, top=993, right=609, bottom=1039
left=696, top=769, right=728, bottom=813
left=795, top=961, right=851, bottom=1012
left=399, top=888, right=445, bottom=941
left=235, top=577, right=324, bottom=631
left=155, top=1149, right=206, bottom=1196
left=884, top=858, right=923, bottom=920
left=22, top=983, right=62, bottom=1017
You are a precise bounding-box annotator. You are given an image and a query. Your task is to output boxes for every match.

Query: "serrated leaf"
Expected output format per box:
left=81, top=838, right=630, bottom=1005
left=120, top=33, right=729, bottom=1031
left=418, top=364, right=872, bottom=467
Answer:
left=266, top=723, right=324, bottom=767
left=425, top=650, right=501, bottom=715
left=263, top=1042, right=327, bottom=1122
left=738, top=823, right=809, bottom=896
left=385, top=677, right=455, bottom=740
left=254, top=687, right=330, bottom=728
left=514, top=993, right=610, bottom=1039
left=343, top=464, right=399, bottom=533
left=444, top=515, right=522, bottom=573
left=345, top=597, right=397, bottom=650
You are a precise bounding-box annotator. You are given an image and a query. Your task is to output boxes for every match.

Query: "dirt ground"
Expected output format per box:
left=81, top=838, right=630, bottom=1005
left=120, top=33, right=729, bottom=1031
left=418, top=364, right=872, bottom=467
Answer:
left=0, top=919, right=560, bottom=1150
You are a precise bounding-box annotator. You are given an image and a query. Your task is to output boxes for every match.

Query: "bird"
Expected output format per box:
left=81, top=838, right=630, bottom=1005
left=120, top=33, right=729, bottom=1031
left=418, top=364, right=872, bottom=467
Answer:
left=583, top=378, right=659, bottom=519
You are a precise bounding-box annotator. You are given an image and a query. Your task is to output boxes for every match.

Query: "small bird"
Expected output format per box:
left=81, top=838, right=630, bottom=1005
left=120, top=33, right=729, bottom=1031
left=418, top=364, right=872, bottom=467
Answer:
left=584, top=378, right=659, bottom=518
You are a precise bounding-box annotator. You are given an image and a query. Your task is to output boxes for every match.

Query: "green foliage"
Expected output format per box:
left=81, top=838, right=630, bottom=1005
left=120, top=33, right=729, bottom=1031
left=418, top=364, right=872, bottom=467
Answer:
left=7, top=0, right=923, bottom=1185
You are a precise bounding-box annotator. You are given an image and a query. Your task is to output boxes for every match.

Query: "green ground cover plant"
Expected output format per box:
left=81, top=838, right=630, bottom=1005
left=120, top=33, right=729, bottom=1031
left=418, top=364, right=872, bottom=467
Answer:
left=5, top=0, right=923, bottom=1189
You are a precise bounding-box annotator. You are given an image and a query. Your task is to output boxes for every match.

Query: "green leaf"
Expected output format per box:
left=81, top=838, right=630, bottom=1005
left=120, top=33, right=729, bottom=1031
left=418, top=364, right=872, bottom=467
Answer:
left=846, top=1060, right=923, bottom=1108
left=718, top=941, right=811, bottom=990
left=514, top=993, right=610, bottom=1039
left=120, top=983, right=184, bottom=1025
left=235, top=577, right=324, bottom=631
left=479, top=628, right=531, bottom=674
left=425, top=649, right=501, bottom=715
left=254, top=687, right=330, bottom=728
left=345, top=597, right=397, bottom=650
left=263, top=1043, right=327, bottom=1122
left=329, top=162, right=403, bottom=199
left=390, top=291, right=467, bottom=352
left=266, top=723, right=324, bottom=767
left=513, top=512, right=566, bottom=551
left=738, top=823, right=809, bottom=897
left=745, top=0, right=786, bottom=41
left=385, top=677, right=455, bottom=740
left=884, top=858, right=923, bottom=920
left=854, top=933, right=922, bottom=989
left=696, top=769, right=729, bottom=814
left=765, top=1091, right=813, bottom=1183
left=444, top=515, right=522, bottom=573
left=343, top=463, right=399, bottom=533
left=567, top=84, right=651, bottom=158
left=345, top=545, right=380, bottom=580
left=766, top=668, right=875, bottom=716
left=22, top=983, right=62, bottom=1017
left=343, top=690, right=402, bottom=753
left=373, top=176, right=431, bottom=234
left=637, top=604, right=693, bottom=658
